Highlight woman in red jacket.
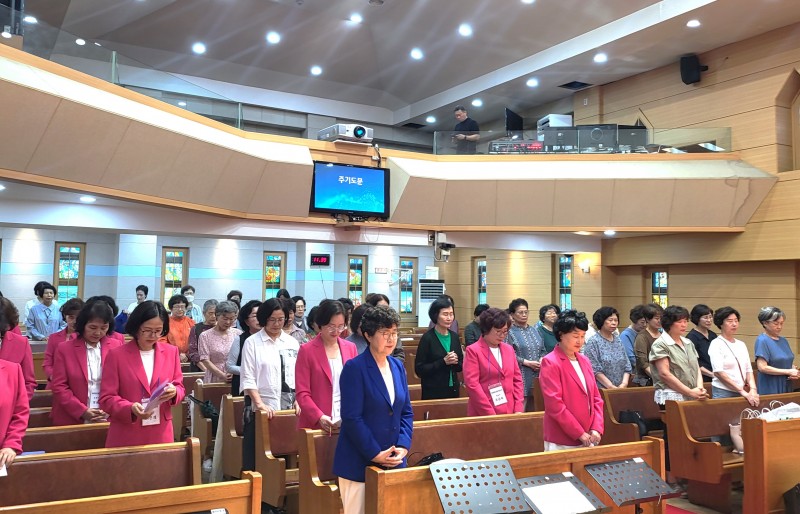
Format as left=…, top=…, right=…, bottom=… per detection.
left=539, top=310, right=604, bottom=451
left=463, top=307, right=524, bottom=416
left=0, top=360, right=29, bottom=469
left=0, top=298, right=36, bottom=401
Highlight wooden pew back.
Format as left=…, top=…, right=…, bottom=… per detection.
left=411, top=397, right=468, bottom=421
left=192, top=379, right=230, bottom=456
left=221, top=395, right=245, bottom=479
left=30, top=389, right=53, bottom=408
left=743, top=416, right=800, bottom=513
left=172, top=371, right=204, bottom=441
left=601, top=386, right=661, bottom=444
left=22, top=423, right=109, bottom=453
left=256, top=409, right=303, bottom=507
left=29, top=407, right=53, bottom=428
left=403, top=348, right=421, bottom=385
left=33, top=351, right=46, bottom=381
left=1, top=439, right=201, bottom=507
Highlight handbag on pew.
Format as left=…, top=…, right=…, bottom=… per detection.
left=729, top=408, right=759, bottom=454
left=187, top=394, right=220, bottom=434
left=785, top=483, right=800, bottom=513
left=411, top=452, right=444, bottom=467
left=618, top=410, right=648, bottom=439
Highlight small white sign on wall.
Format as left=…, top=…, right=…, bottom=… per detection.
left=374, top=267, right=388, bottom=274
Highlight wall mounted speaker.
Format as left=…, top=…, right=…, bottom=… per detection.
left=680, top=54, right=708, bottom=85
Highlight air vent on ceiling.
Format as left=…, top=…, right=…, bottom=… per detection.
left=559, top=81, right=593, bottom=91
left=402, top=122, right=425, bottom=129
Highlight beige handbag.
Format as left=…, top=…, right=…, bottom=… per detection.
left=729, top=408, right=759, bottom=454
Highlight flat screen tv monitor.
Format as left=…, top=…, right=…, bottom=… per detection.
left=505, top=107, right=524, bottom=138
left=310, top=161, right=390, bottom=219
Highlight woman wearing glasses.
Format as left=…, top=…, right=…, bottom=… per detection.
left=240, top=298, right=300, bottom=472
left=295, top=299, right=358, bottom=430
left=685, top=304, right=716, bottom=383
left=333, top=306, right=412, bottom=514
left=415, top=296, right=463, bottom=400
left=463, top=307, right=524, bottom=416
left=539, top=310, right=604, bottom=450
left=100, top=301, right=184, bottom=447
left=198, top=301, right=242, bottom=384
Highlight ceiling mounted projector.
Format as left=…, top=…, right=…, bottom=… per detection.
left=317, top=124, right=374, bottom=143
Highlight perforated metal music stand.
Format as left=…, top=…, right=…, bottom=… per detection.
left=585, top=458, right=680, bottom=506
left=517, top=473, right=608, bottom=514
left=429, top=459, right=532, bottom=514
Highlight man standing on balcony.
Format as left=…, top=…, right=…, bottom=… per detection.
left=452, top=105, right=480, bottom=155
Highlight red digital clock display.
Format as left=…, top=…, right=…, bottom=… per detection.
left=310, top=254, right=331, bottom=266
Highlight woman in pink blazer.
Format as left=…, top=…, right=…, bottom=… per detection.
left=51, top=301, right=122, bottom=426
left=295, top=300, right=358, bottom=431
left=463, top=308, right=524, bottom=416
left=539, top=310, right=604, bottom=450
left=0, top=360, right=29, bottom=469
left=100, top=301, right=184, bottom=447
left=0, top=298, right=37, bottom=400
left=43, top=298, right=84, bottom=386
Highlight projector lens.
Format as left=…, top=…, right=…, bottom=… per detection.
left=353, top=126, right=366, bottom=138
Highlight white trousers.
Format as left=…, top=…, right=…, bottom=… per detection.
left=339, top=477, right=366, bottom=514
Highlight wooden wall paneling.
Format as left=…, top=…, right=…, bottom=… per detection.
left=571, top=252, right=603, bottom=316
left=749, top=172, right=800, bottom=223
left=738, top=144, right=793, bottom=174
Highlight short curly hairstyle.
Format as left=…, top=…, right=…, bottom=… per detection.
left=553, top=310, right=589, bottom=342
left=661, top=305, right=689, bottom=333
left=713, top=306, right=740, bottom=329
left=75, top=301, right=115, bottom=337
left=360, top=306, right=401, bottom=338
left=478, top=307, right=511, bottom=336
left=592, top=306, right=619, bottom=331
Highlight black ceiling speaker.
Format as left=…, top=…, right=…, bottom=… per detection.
left=680, top=54, right=708, bottom=85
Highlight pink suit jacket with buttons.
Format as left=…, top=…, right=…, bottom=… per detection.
left=463, top=338, right=525, bottom=416
left=294, top=334, right=358, bottom=429
left=0, top=331, right=37, bottom=401
left=539, top=345, right=605, bottom=446
left=51, top=336, right=123, bottom=426
left=99, top=340, right=185, bottom=447
left=0, top=360, right=29, bottom=454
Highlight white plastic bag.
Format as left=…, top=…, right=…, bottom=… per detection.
left=761, top=402, right=800, bottom=422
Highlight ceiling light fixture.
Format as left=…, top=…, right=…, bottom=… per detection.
left=75, top=38, right=86, bottom=46
left=604, top=230, right=616, bottom=236
left=593, top=52, right=608, bottom=63
left=79, top=195, right=97, bottom=203
left=521, top=0, right=535, bottom=4
left=93, top=42, right=102, bottom=46
left=425, top=116, right=436, bottom=123
left=192, top=42, right=206, bottom=54
left=471, top=98, right=482, bottom=107
left=178, top=101, right=187, bottom=107
left=22, top=15, right=37, bottom=24
left=573, top=231, right=592, bottom=236
left=458, top=23, right=473, bottom=37
left=350, top=13, right=363, bottom=23
left=266, top=31, right=281, bottom=44
left=686, top=19, right=701, bottom=28
left=526, top=77, right=539, bottom=87
left=410, top=47, right=424, bottom=60
left=310, top=65, right=322, bottom=76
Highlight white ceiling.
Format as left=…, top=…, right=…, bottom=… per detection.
left=22, top=0, right=800, bottom=130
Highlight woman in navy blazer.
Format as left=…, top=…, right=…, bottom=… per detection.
left=333, top=306, right=413, bottom=514
left=539, top=310, right=604, bottom=450
left=463, top=307, right=524, bottom=416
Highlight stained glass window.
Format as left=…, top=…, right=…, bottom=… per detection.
left=348, top=256, right=367, bottom=305
left=476, top=259, right=487, bottom=305
left=264, top=252, right=285, bottom=299
left=162, top=248, right=187, bottom=303
left=399, top=258, right=416, bottom=314
left=651, top=271, right=668, bottom=307
left=559, top=255, right=573, bottom=310
left=55, top=243, right=84, bottom=301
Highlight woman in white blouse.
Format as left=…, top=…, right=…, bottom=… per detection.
left=708, top=306, right=759, bottom=406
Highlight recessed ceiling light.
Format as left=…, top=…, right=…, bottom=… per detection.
left=192, top=42, right=206, bottom=54
left=521, top=0, right=535, bottom=4
left=93, top=42, right=102, bottom=47
left=79, top=195, right=97, bottom=203
left=686, top=19, right=701, bottom=28
left=75, top=38, right=86, bottom=46
left=593, top=52, right=608, bottom=63
left=310, top=65, right=322, bottom=76
left=604, top=230, right=616, bottom=236
left=526, top=77, right=539, bottom=88
left=350, top=13, right=363, bottom=23
left=178, top=101, right=187, bottom=107
left=22, top=15, right=37, bottom=24
left=425, top=116, right=436, bottom=123
left=471, top=98, right=483, bottom=107
left=0, top=32, right=11, bottom=39
left=0, top=184, right=6, bottom=191
left=266, top=31, right=281, bottom=44
left=458, top=23, right=473, bottom=37
left=573, top=231, right=592, bottom=236
left=410, top=47, right=424, bottom=60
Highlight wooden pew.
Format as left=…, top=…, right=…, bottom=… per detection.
left=32, top=351, right=47, bottom=382
left=528, top=376, right=545, bottom=412
left=172, top=371, right=204, bottom=441
left=22, top=423, right=109, bottom=453
left=29, top=407, right=53, bottom=428
left=601, top=386, right=663, bottom=444
left=190, top=378, right=229, bottom=456
left=409, top=383, right=421, bottom=401
left=411, top=397, right=468, bottom=421
left=402, top=347, right=421, bottom=385
left=30, top=389, right=52, bottom=408
left=1, top=438, right=202, bottom=507
left=1, top=471, right=261, bottom=514
left=299, top=412, right=545, bottom=514
left=366, top=438, right=667, bottom=514
left=665, top=391, right=800, bottom=513
left=222, top=394, right=246, bottom=479
left=743, top=416, right=800, bottom=514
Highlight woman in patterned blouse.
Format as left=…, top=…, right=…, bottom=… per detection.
left=582, top=307, right=631, bottom=389
left=508, top=298, right=546, bottom=411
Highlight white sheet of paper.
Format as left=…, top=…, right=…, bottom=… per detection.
left=0, top=464, right=7, bottom=477
left=523, top=481, right=596, bottom=514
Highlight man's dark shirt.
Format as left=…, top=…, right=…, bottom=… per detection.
left=454, top=117, right=480, bottom=154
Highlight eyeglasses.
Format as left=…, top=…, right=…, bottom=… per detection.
left=139, top=328, right=162, bottom=337
left=700, top=315, right=713, bottom=320
left=324, top=324, right=346, bottom=333
left=515, top=310, right=529, bottom=316
left=172, top=305, right=186, bottom=311
left=376, top=330, right=399, bottom=340
left=492, top=328, right=509, bottom=336
left=267, top=317, right=286, bottom=325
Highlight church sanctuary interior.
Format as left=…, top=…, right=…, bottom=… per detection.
left=1, top=0, right=800, bottom=513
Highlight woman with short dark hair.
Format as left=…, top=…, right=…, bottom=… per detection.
left=464, top=304, right=489, bottom=347
left=754, top=306, right=798, bottom=394
left=415, top=297, right=463, bottom=399
left=165, top=294, right=195, bottom=362
left=686, top=304, right=716, bottom=382
left=228, top=300, right=261, bottom=396
left=709, top=306, right=758, bottom=405
left=463, top=307, right=524, bottom=416
left=43, top=298, right=84, bottom=385
left=52, top=301, right=122, bottom=426
left=539, top=310, right=603, bottom=450
left=292, top=295, right=309, bottom=332
left=507, top=298, right=545, bottom=409
left=633, top=303, right=663, bottom=386
left=537, top=304, right=561, bottom=352
left=100, top=301, right=184, bottom=447
left=583, top=306, right=630, bottom=389
left=188, top=299, right=217, bottom=372
left=345, top=304, right=370, bottom=355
